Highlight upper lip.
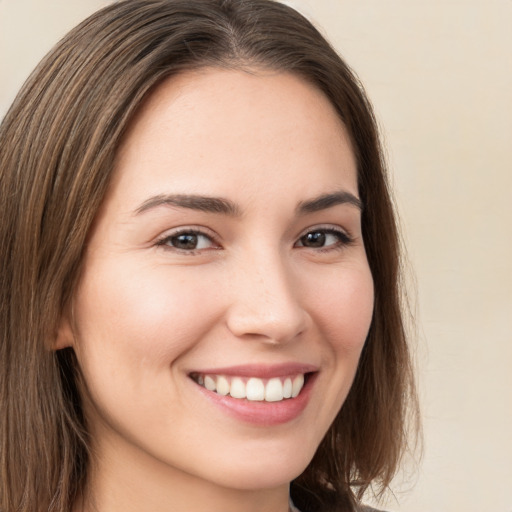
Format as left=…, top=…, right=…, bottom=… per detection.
left=188, top=363, right=319, bottom=379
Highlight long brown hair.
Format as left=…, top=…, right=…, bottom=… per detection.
left=0, top=1, right=418, bottom=511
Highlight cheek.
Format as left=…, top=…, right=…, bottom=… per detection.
left=71, top=260, right=222, bottom=376
left=299, top=262, right=374, bottom=428
left=308, top=264, right=374, bottom=356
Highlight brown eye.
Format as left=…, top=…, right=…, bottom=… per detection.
left=158, top=231, right=215, bottom=252
left=295, top=228, right=352, bottom=249
left=171, top=233, right=200, bottom=250
left=300, top=231, right=326, bottom=248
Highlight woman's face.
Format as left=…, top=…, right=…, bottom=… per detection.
left=65, top=69, right=374, bottom=493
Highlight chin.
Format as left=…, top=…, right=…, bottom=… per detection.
left=198, top=443, right=316, bottom=491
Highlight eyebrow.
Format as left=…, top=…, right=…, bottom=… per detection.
left=296, top=191, right=363, bottom=214
left=134, top=194, right=242, bottom=216
left=134, top=189, right=363, bottom=217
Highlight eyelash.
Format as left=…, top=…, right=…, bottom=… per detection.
left=155, top=226, right=354, bottom=254
left=295, top=226, right=354, bottom=252
left=155, top=228, right=219, bottom=254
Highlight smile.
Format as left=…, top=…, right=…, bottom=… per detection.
left=190, top=373, right=306, bottom=402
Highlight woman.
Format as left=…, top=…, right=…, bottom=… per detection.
left=0, top=1, right=418, bottom=511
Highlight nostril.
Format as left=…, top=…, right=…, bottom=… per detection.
left=225, top=301, right=309, bottom=344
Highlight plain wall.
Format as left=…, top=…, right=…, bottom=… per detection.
left=1, top=1, right=511, bottom=511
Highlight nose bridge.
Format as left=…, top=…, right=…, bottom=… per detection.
left=226, top=245, right=307, bottom=343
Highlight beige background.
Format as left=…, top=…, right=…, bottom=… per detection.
left=1, top=1, right=511, bottom=510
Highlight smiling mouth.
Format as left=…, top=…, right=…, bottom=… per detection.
left=189, top=373, right=309, bottom=402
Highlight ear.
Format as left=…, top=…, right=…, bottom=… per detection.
left=53, top=313, right=75, bottom=350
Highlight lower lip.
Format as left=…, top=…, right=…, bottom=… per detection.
left=192, top=374, right=317, bottom=426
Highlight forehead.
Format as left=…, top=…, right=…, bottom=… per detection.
left=111, top=67, right=358, bottom=206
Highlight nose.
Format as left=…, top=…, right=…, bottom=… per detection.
left=225, top=251, right=309, bottom=344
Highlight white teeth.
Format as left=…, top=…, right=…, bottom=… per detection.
left=291, top=374, right=304, bottom=398
left=204, top=375, right=216, bottom=391
left=195, top=373, right=307, bottom=402
left=265, top=378, right=283, bottom=402
left=216, top=376, right=230, bottom=396
left=283, top=378, right=292, bottom=399
left=230, top=377, right=246, bottom=399
left=246, top=378, right=265, bottom=401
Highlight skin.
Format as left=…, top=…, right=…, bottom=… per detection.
left=57, top=68, right=374, bottom=512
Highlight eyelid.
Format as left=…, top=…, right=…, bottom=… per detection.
left=155, top=226, right=221, bottom=252
left=294, top=224, right=354, bottom=248
left=152, top=224, right=354, bottom=254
